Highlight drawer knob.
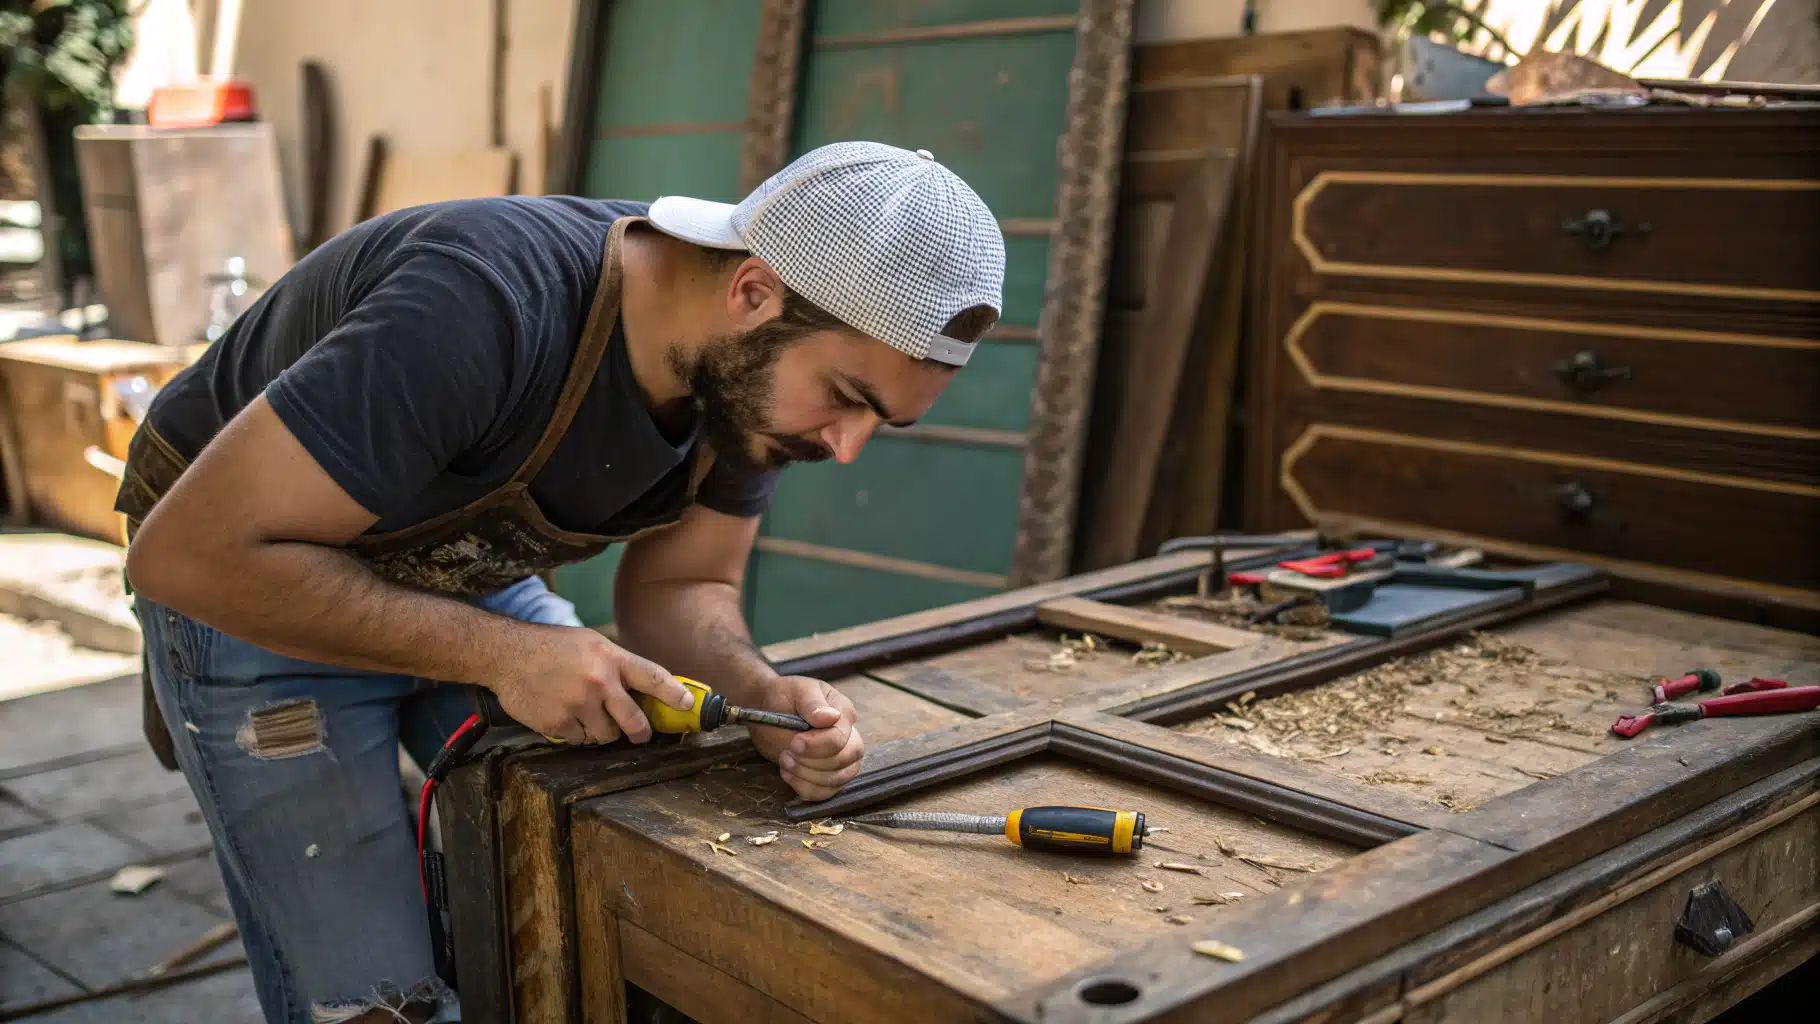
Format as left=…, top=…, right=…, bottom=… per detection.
left=1556, top=481, right=1598, bottom=521
left=1562, top=209, right=1652, bottom=249
left=1675, top=881, right=1755, bottom=957
left=1552, top=350, right=1634, bottom=396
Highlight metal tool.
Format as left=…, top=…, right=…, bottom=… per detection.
left=1155, top=533, right=1316, bottom=597
left=852, top=805, right=1150, bottom=856
left=1651, top=668, right=1721, bottom=705
left=472, top=675, right=811, bottom=736
left=1611, top=682, right=1816, bottom=739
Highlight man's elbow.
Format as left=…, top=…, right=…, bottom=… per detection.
left=124, top=519, right=200, bottom=614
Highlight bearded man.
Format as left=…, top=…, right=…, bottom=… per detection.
left=117, top=141, right=1004, bottom=1024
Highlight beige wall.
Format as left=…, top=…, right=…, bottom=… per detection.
left=229, top=0, right=574, bottom=237
left=136, top=0, right=1393, bottom=238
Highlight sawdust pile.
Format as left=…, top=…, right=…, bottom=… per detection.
left=1175, top=631, right=1612, bottom=759
left=1025, top=633, right=1191, bottom=673
left=1159, top=594, right=1329, bottom=642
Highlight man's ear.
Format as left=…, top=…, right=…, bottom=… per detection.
left=727, top=258, right=787, bottom=329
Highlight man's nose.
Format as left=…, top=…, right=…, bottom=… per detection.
left=821, top=415, right=878, bottom=464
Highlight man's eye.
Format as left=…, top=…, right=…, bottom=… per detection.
left=830, top=387, right=864, bottom=410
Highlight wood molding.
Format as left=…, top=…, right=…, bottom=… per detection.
left=739, top=0, right=808, bottom=194
left=1036, top=596, right=1261, bottom=655
left=1008, top=0, right=1136, bottom=586
left=812, top=14, right=1078, bottom=50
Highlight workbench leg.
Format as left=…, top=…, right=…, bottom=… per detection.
left=574, top=844, right=628, bottom=1024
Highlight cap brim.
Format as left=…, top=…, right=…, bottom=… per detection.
left=648, top=196, right=746, bottom=250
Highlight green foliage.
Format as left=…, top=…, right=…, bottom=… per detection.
left=1374, top=0, right=1516, bottom=59
left=0, top=0, right=136, bottom=118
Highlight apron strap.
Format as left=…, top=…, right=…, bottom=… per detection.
left=509, top=215, right=640, bottom=486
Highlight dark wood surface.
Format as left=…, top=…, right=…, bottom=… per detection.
left=1244, top=106, right=1820, bottom=625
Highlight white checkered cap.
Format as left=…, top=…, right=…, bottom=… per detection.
left=647, top=142, right=1005, bottom=367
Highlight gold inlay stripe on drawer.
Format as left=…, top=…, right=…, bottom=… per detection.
left=1290, top=171, right=1820, bottom=303
left=1282, top=301, right=1820, bottom=442
left=1279, top=424, right=1820, bottom=610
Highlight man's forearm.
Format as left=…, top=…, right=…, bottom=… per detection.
left=612, top=579, right=777, bottom=706
left=131, top=536, right=535, bottom=687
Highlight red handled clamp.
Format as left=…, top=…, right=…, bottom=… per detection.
left=1651, top=668, right=1721, bottom=704
left=1612, top=682, right=1814, bottom=739
left=1276, top=548, right=1379, bottom=579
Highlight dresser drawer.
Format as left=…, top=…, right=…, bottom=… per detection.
left=1279, top=424, right=1820, bottom=604
left=1285, top=302, right=1820, bottom=440
left=1402, top=792, right=1820, bottom=1024
left=1293, top=171, right=1820, bottom=304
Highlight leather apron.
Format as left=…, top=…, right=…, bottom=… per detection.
left=117, top=216, right=713, bottom=769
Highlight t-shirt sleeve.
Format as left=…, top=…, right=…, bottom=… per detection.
left=264, top=247, right=519, bottom=519
left=695, top=461, right=779, bottom=519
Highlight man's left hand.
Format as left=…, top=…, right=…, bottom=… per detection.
left=751, top=676, right=863, bottom=801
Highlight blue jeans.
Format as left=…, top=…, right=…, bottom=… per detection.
left=137, top=576, right=581, bottom=1024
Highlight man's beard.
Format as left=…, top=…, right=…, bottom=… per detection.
left=669, top=321, right=835, bottom=474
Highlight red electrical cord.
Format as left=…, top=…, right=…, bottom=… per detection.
left=417, top=713, right=484, bottom=898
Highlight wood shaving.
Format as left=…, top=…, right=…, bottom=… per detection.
left=1192, top=893, right=1239, bottom=906
left=721, top=810, right=740, bottom=817
left=1423, top=746, right=1445, bottom=756
left=1359, top=771, right=1431, bottom=785
left=1063, top=873, right=1091, bottom=885
left=1192, top=940, right=1245, bottom=962
left=1437, top=793, right=1476, bottom=812
left=1165, top=915, right=1193, bottom=925
left=1242, top=856, right=1318, bottom=873
left=1216, top=840, right=1236, bottom=857
left=1135, top=642, right=1189, bottom=666
left=1152, top=905, right=1170, bottom=913
left=1485, top=734, right=1510, bottom=744
left=1306, top=746, right=1351, bottom=760
left=808, top=821, right=845, bottom=836
left=802, top=839, right=829, bottom=849
left=716, top=832, right=731, bottom=843
left=706, top=841, right=738, bottom=856
left=1141, top=879, right=1163, bottom=893
left=1159, top=594, right=1327, bottom=641
left=1516, top=767, right=1557, bottom=780
left=1156, top=862, right=1204, bottom=874
left=748, top=832, right=779, bottom=846
left=1217, top=716, right=1256, bottom=731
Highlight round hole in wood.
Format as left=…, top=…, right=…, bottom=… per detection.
left=1076, top=977, right=1142, bottom=1006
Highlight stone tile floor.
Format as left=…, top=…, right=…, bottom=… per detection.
left=0, top=675, right=261, bottom=1021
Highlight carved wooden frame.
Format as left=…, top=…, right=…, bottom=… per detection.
left=440, top=540, right=1307, bottom=1021
left=443, top=536, right=1663, bottom=1022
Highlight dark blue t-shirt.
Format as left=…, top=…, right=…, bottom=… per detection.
left=142, top=196, right=777, bottom=534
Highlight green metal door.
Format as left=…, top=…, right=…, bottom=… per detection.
left=744, top=1, right=1082, bottom=644
left=553, top=1, right=1117, bottom=645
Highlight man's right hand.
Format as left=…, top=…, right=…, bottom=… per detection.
left=490, top=627, right=695, bottom=744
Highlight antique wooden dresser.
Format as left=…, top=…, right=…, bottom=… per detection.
left=1242, top=106, right=1820, bottom=633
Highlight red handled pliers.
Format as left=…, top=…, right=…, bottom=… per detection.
left=1611, top=680, right=1813, bottom=739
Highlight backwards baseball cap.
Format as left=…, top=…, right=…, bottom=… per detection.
left=647, top=141, right=1005, bottom=367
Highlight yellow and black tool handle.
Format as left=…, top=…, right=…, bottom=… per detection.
left=1006, top=805, right=1146, bottom=855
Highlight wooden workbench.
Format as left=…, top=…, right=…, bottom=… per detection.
left=439, top=544, right=1820, bottom=1023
